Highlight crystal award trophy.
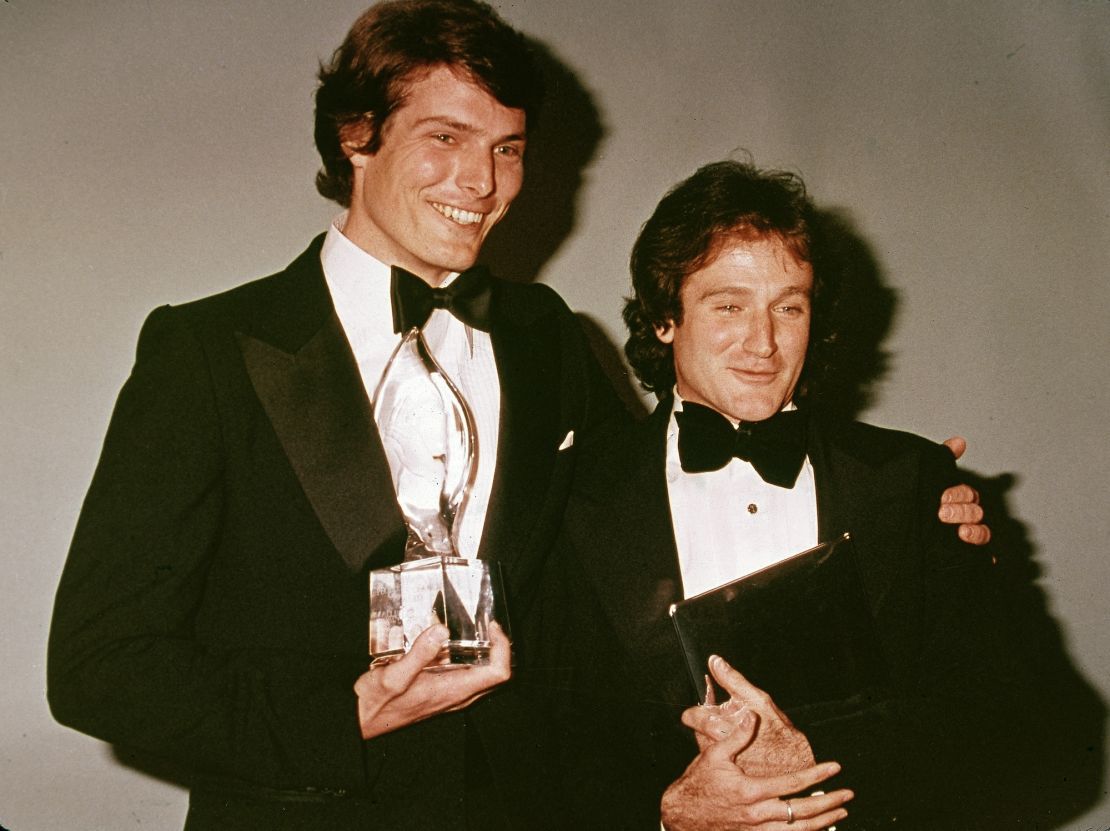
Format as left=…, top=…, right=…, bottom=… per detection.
left=368, top=327, right=507, bottom=665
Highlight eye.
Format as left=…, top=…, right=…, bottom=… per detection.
left=775, top=300, right=809, bottom=316
left=494, top=144, right=522, bottom=158
left=432, top=133, right=455, bottom=144
left=717, top=304, right=741, bottom=314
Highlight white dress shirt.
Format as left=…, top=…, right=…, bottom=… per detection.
left=665, top=394, right=818, bottom=599
left=320, top=215, right=501, bottom=559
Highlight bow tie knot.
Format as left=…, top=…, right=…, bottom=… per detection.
left=675, top=401, right=807, bottom=488
left=390, top=265, right=493, bottom=333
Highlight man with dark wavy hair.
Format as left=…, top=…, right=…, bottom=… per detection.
left=47, top=2, right=622, bottom=829
left=624, top=163, right=840, bottom=410
left=545, top=160, right=1024, bottom=830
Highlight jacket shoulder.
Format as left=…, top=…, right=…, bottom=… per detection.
left=161, top=235, right=326, bottom=329
left=820, top=416, right=950, bottom=467
left=491, top=277, right=575, bottom=325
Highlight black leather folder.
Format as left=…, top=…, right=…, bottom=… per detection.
left=669, top=533, right=887, bottom=709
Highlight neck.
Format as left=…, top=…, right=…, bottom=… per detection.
left=337, top=215, right=451, bottom=286
left=673, top=390, right=797, bottom=426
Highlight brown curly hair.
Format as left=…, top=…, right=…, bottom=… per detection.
left=624, top=159, right=843, bottom=408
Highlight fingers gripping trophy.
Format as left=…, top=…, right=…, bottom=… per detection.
left=368, top=325, right=506, bottom=666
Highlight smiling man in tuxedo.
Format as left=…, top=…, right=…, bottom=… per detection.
left=544, top=160, right=1024, bottom=830
left=46, top=2, right=626, bottom=829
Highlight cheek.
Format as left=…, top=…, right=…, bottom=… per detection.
left=783, top=328, right=810, bottom=371
left=705, top=321, right=739, bottom=354
left=408, top=152, right=446, bottom=189
left=677, top=326, right=730, bottom=380
left=498, top=163, right=524, bottom=202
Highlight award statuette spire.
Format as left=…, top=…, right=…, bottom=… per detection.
left=367, top=325, right=506, bottom=665
left=372, top=327, right=478, bottom=559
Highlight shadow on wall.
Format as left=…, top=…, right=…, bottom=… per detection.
left=968, top=470, right=1107, bottom=828
left=813, top=206, right=1105, bottom=828
left=800, top=207, right=898, bottom=420
left=481, top=37, right=605, bottom=285
left=804, top=205, right=1105, bottom=828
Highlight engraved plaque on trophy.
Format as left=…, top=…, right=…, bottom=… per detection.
left=368, top=327, right=508, bottom=665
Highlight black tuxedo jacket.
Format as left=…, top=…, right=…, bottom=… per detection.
left=47, top=236, right=625, bottom=830
left=541, top=402, right=1033, bottom=830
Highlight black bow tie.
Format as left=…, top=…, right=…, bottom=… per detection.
left=675, top=401, right=807, bottom=488
left=390, top=265, right=494, bottom=333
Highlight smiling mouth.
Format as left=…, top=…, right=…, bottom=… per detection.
left=731, top=368, right=778, bottom=384
left=431, top=202, right=485, bottom=226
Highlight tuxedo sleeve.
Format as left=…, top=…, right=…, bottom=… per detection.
left=802, top=443, right=1033, bottom=829
left=47, top=306, right=371, bottom=792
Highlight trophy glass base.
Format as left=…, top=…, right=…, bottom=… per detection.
left=446, top=640, right=492, bottom=665
left=369, top=555, right=508, bottom=666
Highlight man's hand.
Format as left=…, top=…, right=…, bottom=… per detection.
left=354, top=622, right=511, bottom=739
left=684, top=656, right=814, bottom=779
left=661, top=708, right=852, bottom=831
left=940, top=436, right=990, bottom=545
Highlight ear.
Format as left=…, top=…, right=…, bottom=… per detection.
left=654, top=321, right=675, bottom=344
left=340, top=116, right=377, bottom=165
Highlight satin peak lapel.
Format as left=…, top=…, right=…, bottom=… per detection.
left=237, top=248, right=404, bottom=572
left=808, top=417, right=909, bottom=616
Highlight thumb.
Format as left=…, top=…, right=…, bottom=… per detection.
left=705, top=708, right=758, bottom=763
left=942, top=436, right=967, bottom=460
left=381, top=624, right=449, bottom=692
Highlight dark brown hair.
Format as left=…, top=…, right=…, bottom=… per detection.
left=624, top=159, right=839, bottom=405
left=314, top=0, right=543, bottom=206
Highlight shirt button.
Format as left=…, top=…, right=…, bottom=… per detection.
left=747, top=503, right=758, bottom=514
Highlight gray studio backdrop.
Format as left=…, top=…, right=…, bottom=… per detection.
left=3, top=1, right=1107, bottom=828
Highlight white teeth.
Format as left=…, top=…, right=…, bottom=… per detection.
left=433, top=203, right=484, bottom=225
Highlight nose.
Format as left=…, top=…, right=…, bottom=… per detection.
left=456, top=147, right=495, bottom=198
left=743, top=310, right=776, bottom=358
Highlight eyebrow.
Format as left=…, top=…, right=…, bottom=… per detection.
left=412, top=116, right=526, bottom=144
left=698, top=286, right=752, bottom=302
left=696, top=285, right=812, bottom=302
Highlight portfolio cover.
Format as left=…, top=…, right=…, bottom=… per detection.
left=669, top=533, right=886, bottom=708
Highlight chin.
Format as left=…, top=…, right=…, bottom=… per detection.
left=437, top=247, right=481, bottom=273
left=726, top=399, right=784, bottom=423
